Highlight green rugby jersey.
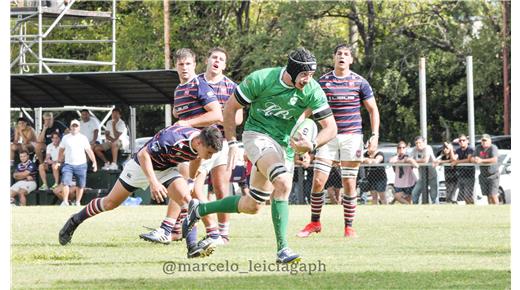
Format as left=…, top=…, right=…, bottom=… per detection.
left=235, top=67, right=331, bottom=160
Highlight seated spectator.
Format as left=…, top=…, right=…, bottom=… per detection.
left=52, top=181, right=80, bottom=205
left=472, top=134, right=500, bottom=205
left=34, top=112, right=68, bottom=164
left=389, top=141, right=418, bottom=204
left=57, top=119, right=98, bottom=206
left=38, top=132, right=61, bottom=190
left=94, top=108, right=129, bottom=170
left=362, top=147, right=388, bottom=205
left=79, top=109, right=101, bottom=148
left=435, top=142, right=458, bottom=203
left=10, top=150, right=37, bottom=206
left=11, top=117, right=37, bottom=166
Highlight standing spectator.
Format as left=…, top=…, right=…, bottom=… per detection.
left=389, top=141, right=418, bottom=204
left=472, top=134, right=500, bottom=205
left=411, top=136, right=438, bottom=204
left=94, top=108, right=129, bottom=170
left=435, top=142, right=458, bottom=203
left=34, top=112, right=68, bottom=164
left=451, top=134, right=475, bottom=204
left=10, top=117, right=37, bottom=165
left=38, top=132, right=61, bottom=190
left=10, top=150, right=37, bottom=206
left=79, top=109, right=100, bottom=149
left=324, top=165, right=342, bottom=204
left=58, top=119, right=98, bottom=206
left=362, top=147, right=388, bottom=205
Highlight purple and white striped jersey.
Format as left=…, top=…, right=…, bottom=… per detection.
left=133, top=125, right=200, bottom=171
left=318, top=71, right=374, bottom=135
left=173, top=76, right=218, bottom=126
left=197, top=73, right=237, bottom=134
left=15, top=160, right=37, bottom=179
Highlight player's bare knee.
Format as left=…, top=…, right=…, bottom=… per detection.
left=272, top=175, right=292, bottom=195
left=102, top=197, right=119, bottom=211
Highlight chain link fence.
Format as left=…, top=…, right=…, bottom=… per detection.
left=288, top=161, right=510, bottom=205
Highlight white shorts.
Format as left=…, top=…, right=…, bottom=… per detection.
left=242, top=131, right=294, bottom=174
left=315, top=133, right=364, bottom=162
left=119, top=159, right=181, bottom=190
left=199, top=141, right=229, bottom=174
left=11, top=180, right=37, bottom=193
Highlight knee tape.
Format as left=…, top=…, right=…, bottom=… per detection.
left=313, top=160, right=332, bottom=175
left=249, top=186, right=271, bottom=203
left=341, top=166, right=359, bottom=179
left=267, top=162, right=288, bottom=183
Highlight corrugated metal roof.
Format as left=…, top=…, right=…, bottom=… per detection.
left=11, top=70, right=179, bottom=108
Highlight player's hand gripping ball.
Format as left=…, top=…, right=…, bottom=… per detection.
left=290, top=119, right=318, bottom=154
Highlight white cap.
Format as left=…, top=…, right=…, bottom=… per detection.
left=70, top=119, right=80, bottom=127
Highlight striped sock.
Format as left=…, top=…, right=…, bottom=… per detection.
left=172, top=208, right=188, bottom=235
left=218, top=222, right=230, bottom=240
left=160, top=217, right=176, bottom=236
left=342, top=195, right=357, bottom=227
left=206, top=225, right=220, bottom=239
left=310, top=191, right=325, bottom=222
left=73, top=198, right=106, bottom=224
left=186, top=225, right=198, bottom=248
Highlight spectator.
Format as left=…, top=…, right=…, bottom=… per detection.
left=389, top=141, right=418, bottom=204
left=10, top=150, right=37, bottom=206
left=38, top=132, right=61, bottom=190
left=292, top=153, right=312, bottom=204
left=52, top=181, right=81, bottom=205
left=325, top=165, right=342, bottom=204
left=435, top=142, right=458, bottom=203
left=411, top=136, right=438, bottom=204
left=34, top=112, right=68, bottom=164
left=472, top=134, right=500, bottom=205
left=451, top=134, right=475, bottom=204
left=57, top=119, right=98, bottom=206
left=79, top=109, right=100, bottom=148
left=94, top=108, right=129, bottom=170
left=10, top=117, right=36, bottom=165
left=362, top=147, right=388, bottom=205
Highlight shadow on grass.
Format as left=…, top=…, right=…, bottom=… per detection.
left=41, top=270, right=510, bottom=289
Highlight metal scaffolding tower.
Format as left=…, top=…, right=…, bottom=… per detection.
left=10, top=0, right=116, bottom=74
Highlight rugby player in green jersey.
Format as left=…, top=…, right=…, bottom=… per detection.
left=183, top=47, right=337, bottom=263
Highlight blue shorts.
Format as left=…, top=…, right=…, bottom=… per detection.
left=61, top=163, right=87, bottom=188
left=394, top=186, right=413, bottom=196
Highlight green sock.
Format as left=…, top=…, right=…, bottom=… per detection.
left=198, top=195, right=241, bottom=216
left=271, top=199, right=289, bottom=251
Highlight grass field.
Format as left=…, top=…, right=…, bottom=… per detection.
left=12, top=205, right=510, bottom=289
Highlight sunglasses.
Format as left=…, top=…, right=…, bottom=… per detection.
left=397, top=147, right=406, bottom=149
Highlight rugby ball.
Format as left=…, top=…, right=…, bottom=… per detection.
left=290, top=118, right=318, bottom=144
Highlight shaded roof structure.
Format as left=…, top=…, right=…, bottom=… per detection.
left=11, top=70, right=179, bottom=108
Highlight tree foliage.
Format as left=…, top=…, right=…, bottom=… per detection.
left=10, top=0, right=509, bottom=142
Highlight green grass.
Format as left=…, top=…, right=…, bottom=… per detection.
left=12, top=205, right=510, bottom=289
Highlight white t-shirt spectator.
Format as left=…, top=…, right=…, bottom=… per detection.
left=46, top=143, right=60, bottom=161
left=59, top=133, right=90, bottom=165
left=106, top=119, right=129, bottom=148
left=411, top=145, right=435, bottom=162
left=80, top=117, right=100, bottom=143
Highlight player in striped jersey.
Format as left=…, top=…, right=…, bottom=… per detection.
left=297, top=43, right=380, bottom=238
left=141, top=48, right=241, bottom=246
left=58, top=125, right=223, bottom=258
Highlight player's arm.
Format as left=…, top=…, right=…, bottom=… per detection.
left=363, top=97, right=380, bottom=150
left=315, top=114, right=337, bottom=149
left=223, top=94, right=245, bottom=170
left=137, top=147, right=168, bottom=202
left=177, top=101, right=223, bottom=127
left=188, top=158, right=202, bottom=179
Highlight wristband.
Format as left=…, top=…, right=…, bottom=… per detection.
left=228, top=140, right=239, bottom=148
